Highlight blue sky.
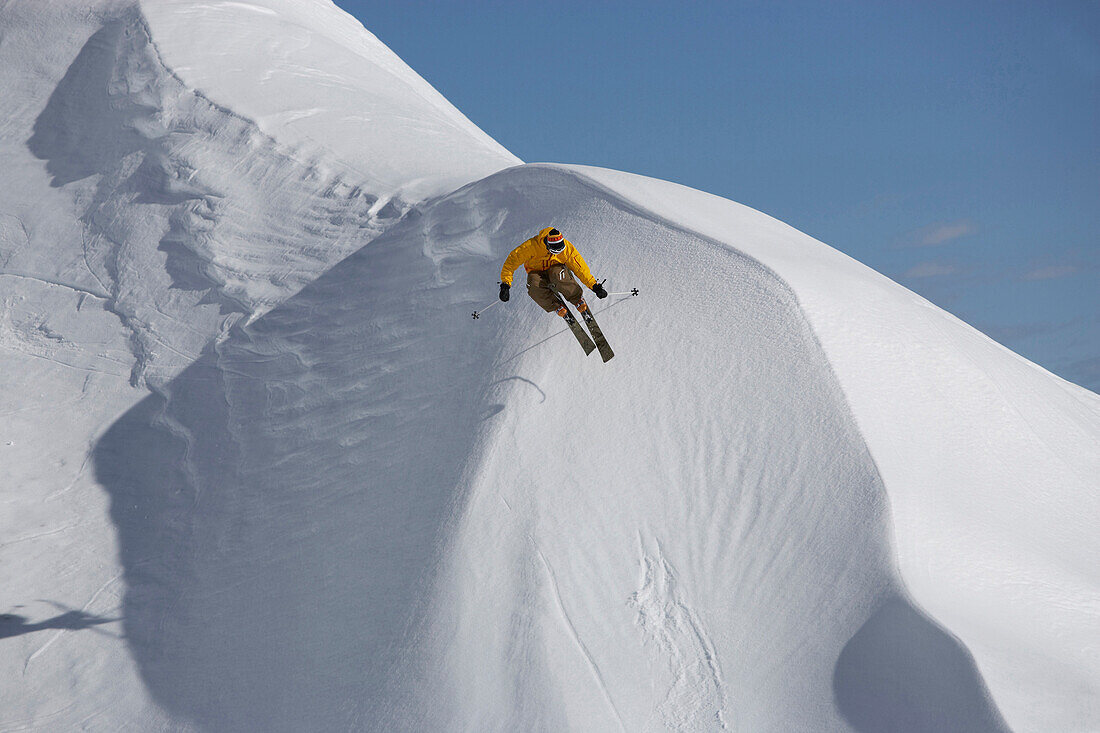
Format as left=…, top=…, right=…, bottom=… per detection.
left=341, top=1, right=1099, bottom=390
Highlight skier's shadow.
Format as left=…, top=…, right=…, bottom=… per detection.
left=0, top=607, right=119, bottom=640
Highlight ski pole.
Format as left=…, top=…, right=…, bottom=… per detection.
left=596, top=278, right=639, bottom=297
left=471, top=299, right=499, bottom=320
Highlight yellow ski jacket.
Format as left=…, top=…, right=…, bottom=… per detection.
left=500, top=227, right=597, bottom=289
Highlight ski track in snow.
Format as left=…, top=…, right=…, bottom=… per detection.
left=536, top=549, right=628, bottom=733
left=22, top=571, right=123, bottom=675
left=0, top=272, right=109, bottom=301
left=629, top=533, right=730, bottom=731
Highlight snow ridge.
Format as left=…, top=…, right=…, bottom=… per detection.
left=24, top=8, right=398, bottom=386
left=139, top=0, right=520, bottom=201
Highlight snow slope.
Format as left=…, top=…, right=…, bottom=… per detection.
left=92, top=163, right=899, bottom=731
left=570, top=166, right=1100, bottom=730
left=0, top=0, right=513, bottom=727
left=141, top=0, right=519, bottom=201
left=2, top=1, right=1098, bottom=732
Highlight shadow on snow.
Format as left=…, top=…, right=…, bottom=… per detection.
left=88, top=163, right=1011, bottom=731
left=834, top=596, right=1010, bottom=733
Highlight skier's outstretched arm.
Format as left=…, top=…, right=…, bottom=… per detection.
left=499, top=243, right=530, bottom=302
left=500, top=243, right=528, bottom=288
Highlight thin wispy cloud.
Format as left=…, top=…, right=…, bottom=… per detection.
left=903, top=262, right=963, bottom=278
left=899, top=220, right=976, bottom=248
left=1022, top=264, right=1080, bottom=281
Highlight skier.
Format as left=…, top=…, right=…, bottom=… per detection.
left=498, top=227, right=608, bottom=316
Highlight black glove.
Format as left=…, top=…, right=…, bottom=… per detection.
left=499, top=283, right=510, bottom=302
left=593, top=282, right=608, bottom=299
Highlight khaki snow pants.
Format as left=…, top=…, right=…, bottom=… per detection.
left=527, top=265, right=583, bottom=312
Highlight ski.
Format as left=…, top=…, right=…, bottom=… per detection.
left=579, top=307, right=614, bottom=362
left=555, top=296, right=597, bottom=356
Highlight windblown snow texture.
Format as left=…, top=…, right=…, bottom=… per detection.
left=21, top=9, right=393, bottom=387
left=93, top=164, right=1009, bottom=732
left=2, top=1, right=1097, bottom=732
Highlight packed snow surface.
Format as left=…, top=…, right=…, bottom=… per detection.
left=2, top=1, right=1097, bottom=731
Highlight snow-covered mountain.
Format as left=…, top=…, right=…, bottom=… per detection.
left=2, top=1, right=1097, bottom=732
